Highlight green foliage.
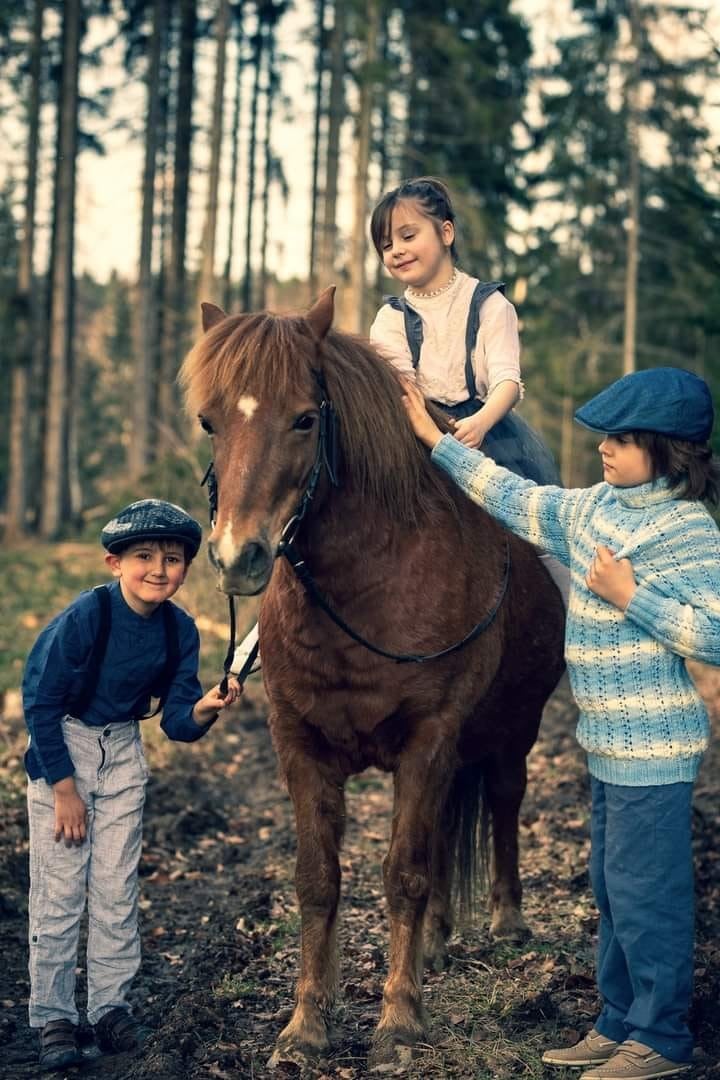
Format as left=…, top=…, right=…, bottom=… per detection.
left=392, top=0, right=532, bottom=273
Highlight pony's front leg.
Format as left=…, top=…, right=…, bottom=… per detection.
left=269, top=753, right=345, bottom=1068
left=371, top=739, right=454, bottom=1067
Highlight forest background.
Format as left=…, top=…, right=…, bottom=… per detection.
left=1, top=0, right=719, bottom=550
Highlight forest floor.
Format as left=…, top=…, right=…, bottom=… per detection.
left=1, top=548, right=719, bottom=1080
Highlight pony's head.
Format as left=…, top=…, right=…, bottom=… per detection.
left=180, top=287, right=450, bottom=596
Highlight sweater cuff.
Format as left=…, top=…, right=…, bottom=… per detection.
left=624, top=582, right=666, bottom=633
left=431, top=433, right=489, bottom=472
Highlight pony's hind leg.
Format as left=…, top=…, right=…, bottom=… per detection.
left=268, top=752, right=346, bottom=1067
left=371, top=736, right=456, bottom=1067
left=423, top=808, right=454, bottom=972
left=484, top=748, right=532, bottom=941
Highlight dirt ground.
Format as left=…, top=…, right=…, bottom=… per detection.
left=1, top=675, right=718, bottom=1080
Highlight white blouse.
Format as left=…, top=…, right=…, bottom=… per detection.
left=369, top=269, right=523, bottom=406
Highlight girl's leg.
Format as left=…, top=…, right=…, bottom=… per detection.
left=589, top=776, right=633, bottom=1044
left=603, top=781, right=694, bottom=1063
left=85, top=723, right=147, bottom=1026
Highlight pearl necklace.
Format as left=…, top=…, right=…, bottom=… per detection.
left=407, top=267, right=458, bottom=300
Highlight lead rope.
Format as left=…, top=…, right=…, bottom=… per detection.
left=218, top=596, right=236, bottom=696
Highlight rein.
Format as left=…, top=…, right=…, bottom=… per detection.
left=202, top=371, right=510, bottom=677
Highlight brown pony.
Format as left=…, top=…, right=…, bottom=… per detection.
left=180, top=288, right=566, bottom=1068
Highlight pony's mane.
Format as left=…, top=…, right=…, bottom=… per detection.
left=180, top=310, right=455, bottom=525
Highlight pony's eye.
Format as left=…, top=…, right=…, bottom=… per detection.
left=293, top=413, right=316, bottom=432
left=199, top=415, right=214, bottom=435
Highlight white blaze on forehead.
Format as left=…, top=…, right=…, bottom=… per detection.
left=236, top=395, right=259, bottom=420
left=216, top=517, right=241, bottom=568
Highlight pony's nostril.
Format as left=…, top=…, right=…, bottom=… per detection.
left=238, top=541, right=271, bottom=580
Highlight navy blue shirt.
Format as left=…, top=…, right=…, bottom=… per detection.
left=23, top=581, right=213, bottom=784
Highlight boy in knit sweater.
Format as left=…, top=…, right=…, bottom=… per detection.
left=23, top=500, right=241, bottom=1072
left=402, top=367, right=720, bottom=1080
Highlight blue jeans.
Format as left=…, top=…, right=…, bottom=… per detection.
left=27, top=716, right=148, bottom=1028
left=590, top=777, right=694, bottom=1063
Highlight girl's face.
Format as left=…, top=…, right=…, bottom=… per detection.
left=598, top=433, right=653, bottom=488
left=380, top=199, right=454, bottom=292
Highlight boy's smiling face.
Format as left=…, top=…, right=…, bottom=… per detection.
left=105, top=540, right=188, bottom=616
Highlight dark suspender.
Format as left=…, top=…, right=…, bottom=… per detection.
left=384, top=280, right=505, bottom=400
left=69, top=585, right=180, bottom=721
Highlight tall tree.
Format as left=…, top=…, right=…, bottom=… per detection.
left=345, top=0, right=380, bottom=331
left=316, top=0, right=346, bottom=288
left=197, top=0, right=231, bottom=317
left=222, top=6, right=245, bottom=311
left=308, top=0, right=326, bottom=298
left=6, top=0, right=44, bottom=540
left=397, top=0, right=531, bottom=273
left=241, top=5, right=266, bottom=311
left=131, top=0, right=169, bottom=480
left=523, top=0, right=718, bottom=484
left=40, top=0, right=82, bottom=538
left=158, top=0, right=197, bottom=450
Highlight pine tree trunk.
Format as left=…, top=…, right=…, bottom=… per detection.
left=623, top=0, right=641, bottom=376
left=6, top=0, right=44, bottom=541
left=308, top=0, right=326, bottom=298
left=131, top=0, right=168, bottom=480
left=158, top=0, right=197, bottom=450
left=346, top=0, right=379, bottom=332
left=317, top=0, right=346, bottom=289
left=198, top=0, right=231, bottom=318
left=258, top=32, right=277, bottom=309
left=223, top=11, right=244, bottom=312
left=242, top=17, right=265, bottom=311
left=40, top=0, right=81, bottom=538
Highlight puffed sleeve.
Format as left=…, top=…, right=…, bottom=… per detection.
left=475, top=291, right=523, bottom=398
left=369, top=303, right=415, bottom=379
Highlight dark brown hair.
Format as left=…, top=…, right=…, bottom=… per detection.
left=370, top=176, right=458, bottom=261
left=632, top=431, right=720, bottom=504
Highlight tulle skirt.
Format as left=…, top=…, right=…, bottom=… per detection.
left=434, top=398, right=561, bottom=486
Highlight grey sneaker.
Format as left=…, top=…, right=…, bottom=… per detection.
left=543, top=1028, right=620, bottom=1067
left=580, top=1041, right=692, bottom=1079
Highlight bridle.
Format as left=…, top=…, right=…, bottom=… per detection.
left=202, top=370, right=510, bottom=691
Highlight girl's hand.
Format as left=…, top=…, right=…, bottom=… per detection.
left=453, top=413, right=488, bottom=449
left=53, top=777, right=87, bottom=847
left=402, top=380, right=443, bottom=449
left=193, top=679, right=242, bottom=726
left=585, top=545, right=637, bottom=610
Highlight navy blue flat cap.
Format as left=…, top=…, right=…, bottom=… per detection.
left=575, top=367, right=714, bottom=443
left=101, top=499, right=202, bottom=557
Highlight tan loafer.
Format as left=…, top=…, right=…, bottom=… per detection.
left=580, top=1040, right=692, bottom=1080
left=542, top=1028, right=621, bottom=1067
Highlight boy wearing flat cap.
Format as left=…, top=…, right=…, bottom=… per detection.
left=22, top=499, right=240, bottom=1072
left=403, top=367, right=720, bottom=1080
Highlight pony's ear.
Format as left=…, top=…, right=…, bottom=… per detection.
left=306, top=285, right=336, bottom=341
left=201, top=302, right=228, bottom=332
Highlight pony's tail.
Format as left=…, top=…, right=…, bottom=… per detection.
left=445, top=762, right=490, bottom=925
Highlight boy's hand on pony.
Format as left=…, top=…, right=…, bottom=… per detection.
left=586, top=545, right=637, bottom=611
left=402, top=379, right=443, bottom=449
left=52, top=777, right=88, bottom=847
left=193, top=677, right=242, bottom=726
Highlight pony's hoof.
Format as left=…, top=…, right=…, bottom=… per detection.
left=268, top=1040, right=323, bottom=1070
left=490, top=912, right=531, bottom=943
left=369, top=1032, right=420, bottom=1072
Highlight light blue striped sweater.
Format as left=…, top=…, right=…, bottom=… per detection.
left=433, top=434, right=720, bottom=786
